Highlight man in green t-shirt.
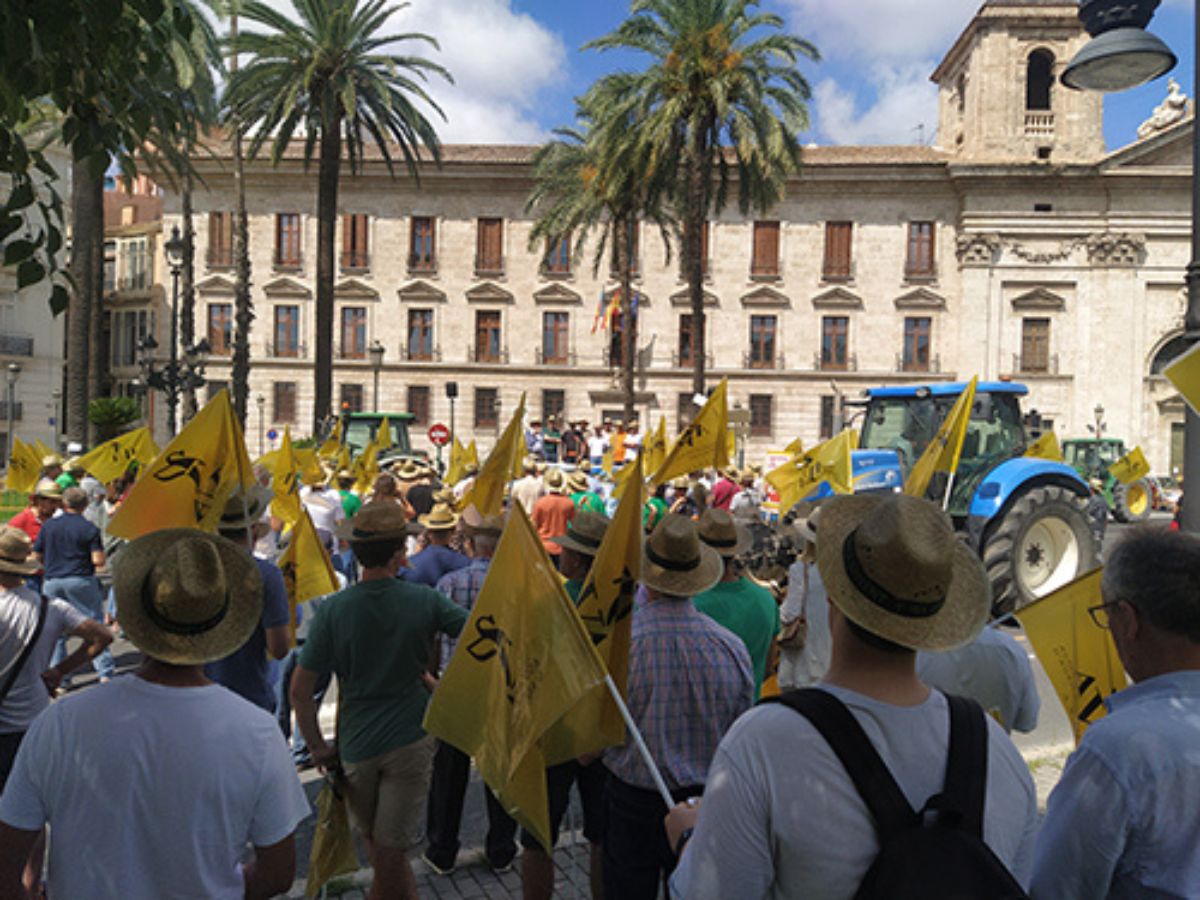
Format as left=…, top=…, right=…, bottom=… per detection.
left=335, top=469, right=362, bottom=519
left=291, top=503, right=466, bottom=899
left=694, top=508, right=780, bottom=698
left=568, top=470, right=605, bottom=516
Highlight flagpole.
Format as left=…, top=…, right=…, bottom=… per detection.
left=941, top=471, right=957, bottom=512
left=603, top=674, right=675, bottom=809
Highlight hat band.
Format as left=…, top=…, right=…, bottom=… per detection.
left=702, top=534, right=738, bottom=549
left=646, top=545, right=700, bottom=572
left=841, top=531, right=945, bottom=619
left=351, top=527, right=401, bottom=540
left=141, top=585, right=231, bottom=637
left=565, top=529, right=601, bottom=549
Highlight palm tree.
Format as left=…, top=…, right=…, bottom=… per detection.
left=587, top=0, right=818, bottom=395
left=225, top=0, right=450, bottom=435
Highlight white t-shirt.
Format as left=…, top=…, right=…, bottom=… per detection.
left=0, top=676, right=311, bottom=900
left=0, top=587, right=84, bottom=733
left=587, top=435, right=608, bottom=457
left=300, top=485, right=345, bottom=536
left=670, top=685, right=1038, bottom=900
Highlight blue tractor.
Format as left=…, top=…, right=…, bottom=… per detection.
left=844, top=381, right=1099, bottom=615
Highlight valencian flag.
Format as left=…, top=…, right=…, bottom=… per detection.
left=1015, top=569, right=1127, bottom=743
left=1024, top=430, right=1064, bottom=462
left=766, top=429, right=855, bottom=514
left=463, top=394, right=527, bottom=516
left=277, top=509, right=339, bottom=647
left=1109, top=445, right=1150, bottom=486
left=107, top=390, right=256, bottom=539
left=75, top=427, right=160, bottom=485
left=544, top=456, right=643, bottom=764
left=649, top=379, right=730, bottom=485
left=268, top=427, right=303, bottom=526
left=904, top=376, right=978, bottom=498
left=318, top=418, right=342, bottom=460
left=423, top=503, right=608, bottom=851
left=1164, top=338, right=1200, bottom=415
left=5, top=439, right=41, bottom=493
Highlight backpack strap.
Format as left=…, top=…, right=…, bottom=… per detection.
left=765, top=688, right=915, bottom=841
left=933, top=694, right=988, bottom=837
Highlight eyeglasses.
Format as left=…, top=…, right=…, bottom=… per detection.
left=1087, top=602, right=1122, bottom=630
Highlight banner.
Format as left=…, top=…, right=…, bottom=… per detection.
left=1108, top=445, right=1149, bottom=486
left=463, top=394, right=527, bottom=516
left=766, top=429, right=854, bottom=513
left=905, top=376, right=978, bottom=498
left=74, top=427, right=160, bottom=486
left=1024, top=431, right=1064, bottom=462
left=277, top=509, right=339, bottom=647
left=649, top=379, right=730, bottom=485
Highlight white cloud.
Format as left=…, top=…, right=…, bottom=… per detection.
left=812, top=63, right=940, bottom=145
left=784, top=0, right=981, bottom=64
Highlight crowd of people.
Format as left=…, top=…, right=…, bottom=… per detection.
left=0, top=440, right=1197, bottom=899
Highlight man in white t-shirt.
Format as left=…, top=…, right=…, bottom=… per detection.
left=0, top=528, right=310, bottom=900
left=666, top=494, right=1038, bottom=898
left=587, top=425, right=609, bottom=468
left=300, top=475, right=346, bottom=544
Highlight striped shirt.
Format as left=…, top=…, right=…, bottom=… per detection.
left=605, top=598, right=754, bottom=791
left=434, top=558, right=490, bottom=672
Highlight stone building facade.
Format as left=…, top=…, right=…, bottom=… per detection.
left=138, top=0, right=1192, bottom=470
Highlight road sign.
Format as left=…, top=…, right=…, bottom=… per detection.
left=267, top=428, right=279, bottom=441
left=428, top=423, right=451, bottom=446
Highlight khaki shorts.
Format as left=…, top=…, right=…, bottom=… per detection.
left=343, top=734, right=437, bottom=848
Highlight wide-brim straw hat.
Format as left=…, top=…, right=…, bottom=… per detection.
left=815, top=494, right=989, bottom=652
left=419, top=503, right=460, bottom=531
left=40, top=454, right=63, bottom=469
left=641, top=514, right=723, bottom=597
left=218, top=484, right=274, bottom=532
left=0, top=527, right=39, bottom=575
left=393, top=460, right=426, bottom=482
left=33, top=479, right=62, bottom=500
left=552, top=509, right=610, bottom=557
left=545, top=468, right=567, bottom=494
left=567, top=471, right=590, bottom=494
left=114, top=529, right=263, bottom=665
left=697, top=508, right=752, bottom=558
left=336, top=501, right=421, bottom=541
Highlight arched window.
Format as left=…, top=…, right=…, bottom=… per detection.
left=1026, top=50, right=1054, bottom=111
left=1151, top=334, right=1193, bottom=375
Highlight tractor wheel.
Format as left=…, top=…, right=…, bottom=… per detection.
left=983, top=485, right=1100, bottom=616
left=1112, top=478, right=1152, bottom=523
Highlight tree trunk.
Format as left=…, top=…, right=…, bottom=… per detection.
left=685, top=122, right=712, bottom=398
left=180, top=173, right=197, bottom=423
left=230, top=10, right=253, bottom=431
left=617, top=212, right=637, bottom=425
left=67, top=158, right=104, bottom=447
left=312, top=121, right=341, bottom=435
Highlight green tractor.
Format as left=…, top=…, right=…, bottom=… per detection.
left=1061, top=437, right=1152, bottom=523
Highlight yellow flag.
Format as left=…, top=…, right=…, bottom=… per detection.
left=1014, top=569, right=1127, bottom=743
left=334, top=444, right=351, bottom=476
left=107, top=390, right=256, bottom=539
left=1108, top=445, right=1149, bottom=485
left=5, top=439, right=41, bottom=493
left=463, top=394, right=527, bottom=516
left=377, top=417, right=393, bottom=452
left=1024, top=431, right=1063, bottom=462
left=277, top=509, right=339, bottom=647
left=1164, top=338, right=1200, bottom=416
left=445, top=437, right=467, bottom=485
left=32, top=439, right=55, bottom=461
left=75, top=427, right=160, bottom=485
left=784, top=436, right=804, bottom=457
left=766, top=429, right=855, bottom=514
left=268, top=427, right=303, bottom=526
left=600, top=444, right=614, bottom=478
left=295, top=448, right=325, bottom=486
left=353, top=442, right=379, bottom=496
left=544, top=457, right=643, bottom=764
left=423, top=503, right=607, bottom=851
left=466, top=440, right=479, bottom=469
left=650, top=379, right=730, bottom=485
left=318, top=419, right=343, bottom=460
left=642, top=417, right=668, bottom=476
left=904, top=377, right=977, bottom=498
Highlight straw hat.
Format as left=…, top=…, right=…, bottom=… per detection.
left=523, top=456, right=538, bottom=473
left=545, top=468, right=567, bottom=495
left=394, top=460, right=425, bottom=482
left=218, top=484, right=274, bottom=532
left=335, top=502, right=421, bottom=541
left=697, top=508, right=751, bottom=558
left=418, top=503, right=460, bottom=531
left=552, top=509, right=610, bottom=557
left=669, top=476, right=689, bottom=491
left=815, top=494, right=989, bottom=652
left=0, top=527, right=39, bottom=576
left=113, top=529, right=263, bottom=665
left=336, top=469, right=355, bottom=481
left=40, top=454, right=63, bottom=469
left=33, top=479, right=62, bottom=500
left=641, top=515, right=723, bottom=597
left=567, top=471, right=590, bottom=494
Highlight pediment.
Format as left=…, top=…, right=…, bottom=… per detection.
left=669, top=288, right=718, bottom=308
left=262, top=276, right=312, bottom=299
left=534, top=283, right=583, bottom=305
left=894, top=287, right=946, bottom=310
left=811, top=286, right=863, bottom=309
left=397, top=279, right=446, bottom=303
left=1102, top=116, right=1193, bottom=172
left=335, top=278, right=379, bottom=300
left=466, top=281, right=515, bottom=304
left=1011, top=287, right=1066, bottom=311
left=740, top=286, right=791, bottom=308
left=195, top=275, right=235, bottom=295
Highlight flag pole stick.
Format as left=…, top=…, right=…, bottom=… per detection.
left=603, top=674, right=675, bottom=809
left=941, top=471, right=957, bottom=512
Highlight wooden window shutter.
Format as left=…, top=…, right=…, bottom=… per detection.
left=752, top=221, right=780, bottom=275
left=824, top=222, right=852, bottom=279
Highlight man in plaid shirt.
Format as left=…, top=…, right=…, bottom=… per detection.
left=603, top=515, right=754, bottom=900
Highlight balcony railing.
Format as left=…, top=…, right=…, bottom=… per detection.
left=407, top=253, right=437, bottom=274
left=265, top=340, right=307, bottom=359
left=338, top=344, right=367, bottom=360
left=399, top=344, right=442, bottom=362
left=273, top=255, right=303, bottom=270
left=536, top=347, right=577, bottom=366
left=116, top=273, right=150, bottom=291
left=670, top=350, right=715, bottom=369
left=1013, top=352, right=1060, bottom=375
left=744, top=351, right=786, bottom=370
left=896, top=353, right=942, bottom=374
left=0, top=333, right=34, bottom=357
left=474, top=255, right=505, bottom=277
left=903, top=262, right=938, bottom=282
left=814, top=352, right=858, bottom=372
left=470, top=345, right=509, bottom=365
left=1025, top=111, right=1055, bottom=138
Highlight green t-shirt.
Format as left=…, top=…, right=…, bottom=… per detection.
left=571, top=491, right=605, bottom=516
left=55, top=473, right=77, bottom=490
left=694, top=577, right=780, bottom=699
left=643, top=496, right=668, bottom=532
left=298, top=577, right=467, bottom=763
left=339, top=489, right=362, bottom=519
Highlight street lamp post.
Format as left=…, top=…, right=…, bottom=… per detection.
left=50, top=388, right=61, bottom=453
left=5, top=364, right=19, bottom=465
left=165, top=226, right=183, bottom=436
left=256, top=394, right=265, bottom=456
left=368, top=340, right=385, bottom=412
left=1062, top=0, right=1197, bottom=531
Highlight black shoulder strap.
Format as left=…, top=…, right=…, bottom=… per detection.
left=936, top=694, right=988, bottom=837
left=0, top=594, right=49, bottom=705
left=765, top=688, right=915, bottom=840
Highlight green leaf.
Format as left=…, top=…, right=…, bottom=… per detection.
left=7, top=181, right=33, bottom=210
left=3, top=239, right=35, bottom=266
left=49, top=284, right=70, bottom=316
left=17, top=258, right=46, bottom=289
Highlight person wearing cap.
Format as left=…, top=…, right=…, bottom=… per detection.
left=512, top=457, right=545, bottom=512
left=34, top=487, right=114, bottom=684
left=694, top=509, right=780, bottom=699
left=1031, top=528, right=1200, bottom=899
left=336, top=469, right=363, bottom=519
left=521, top=510, right=612, bottom=900
left=777, top=505, right=832, bottom=689
left=604, top=515, right=753, bottom=900
left=710, top=466, right=740, bottom=512
left=666, top=493, right=1038, bottom=899
left=292, top=503, right=468, bottom=898
left=406, top=504, right=469, bottom=588
left=7, top=480, right=62, bottom=545
left=568, top=470, right=605, bottom=516
left=0, top=529, right=310, bottom=900
left=424, top=512, right=518, bottom=877
left=531, top=469, right=576, bottom=567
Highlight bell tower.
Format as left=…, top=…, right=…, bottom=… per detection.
left=932, top=1, right=1104, bottom=163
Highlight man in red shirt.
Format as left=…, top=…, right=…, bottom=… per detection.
left=710, top=467, right=741, bottom=511
left=531, top=469, right=575, bottom=568
left=7, top=481, right=62, bottom=543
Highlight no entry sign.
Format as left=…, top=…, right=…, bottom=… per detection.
left=428, top=423, right=450, bottom=446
